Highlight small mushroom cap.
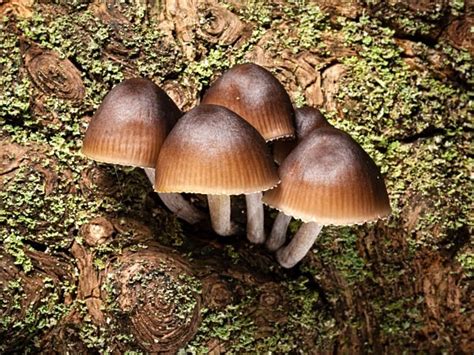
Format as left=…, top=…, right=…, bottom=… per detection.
left=294, top=106, right=332, bottom=141
left=82, top=78, right=182, bottom=168
left=273, top=139, right=296, bottom=166
left=264, top=127, right=391, bottom=225
left=155, top=104, right=279, bottom=195
left=201, top=63, right=295, bottom=141
left=273, top=106, right=331, bottom=164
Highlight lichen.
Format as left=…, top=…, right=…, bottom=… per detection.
left=0, top=275, right=73, bottom=352
left=186, top=274, right=333, bottom=353
left=335, top=15, right=471, bottom=247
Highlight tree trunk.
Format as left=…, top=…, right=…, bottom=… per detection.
left=0, top=0, right=472, bottom=353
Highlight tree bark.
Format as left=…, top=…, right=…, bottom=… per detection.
left=0, top=0, right=472, bottom=353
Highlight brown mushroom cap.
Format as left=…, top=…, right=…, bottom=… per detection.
left=82, top=78, right=182, bottom=168
left=294, top=106, right=332, bottom=140
left=155, top=104, right=279, bottom=195
left=264, top=127, right=391, bottom=225
left=273, top=106, right=331, bottom=164
left=201, top=63, right=295, bottom=141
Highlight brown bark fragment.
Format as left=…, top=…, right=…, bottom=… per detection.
left=197, top=3, right=249, bottom=46
left=321, top=63, right=346, bottom=112
left=0, top=0, right=33, bottom=18
left=201, top=275, right=234, bottom=310
left=0, top=138, right=27, bottom=178
left=24, top=47, right=85, bottom=102
left=157, top=0, right=199, bottom=60
left=104, top=246, right=202, bottom=352
left=162, top=79, right=199, bottom=112
left=70, top=241, right=105, bottom=324
left=81, top=217, right=115, bottom=247
left=0, top=250, right=74, bottom=351
left=311, top=0, right=362, bottom=19
left=444, top=15, right=474, bottom=55
left=89, top=0, right=130, bottom=25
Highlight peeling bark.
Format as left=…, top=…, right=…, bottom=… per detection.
left=0, top=250, right=75, bottom=351
left=24, top=46, right=85, bottom=102
left=104, top=247, right=202, bottom=352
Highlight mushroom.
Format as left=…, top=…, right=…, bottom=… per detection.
left=263, top=126, right=391, bottom=268
left=268, top=107, right=332, bottom=251
left=202, top=63, right=294, bottom=243
left=154, top=104, right=279, bottom=237
left=273, top=106, right=331, bottom=165
left=202, top=63, right=295, bottom=141
left=82, top=78, right=205, bottom=224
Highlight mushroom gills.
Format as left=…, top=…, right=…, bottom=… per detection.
left=144, top=168, right=205, bottom=224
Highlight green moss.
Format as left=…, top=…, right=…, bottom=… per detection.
left=314, top=228, right=373, bottom=284
left=0, top=14, right=162, bottom=252
left=2, top=234, right=33, bottom=273
left=375, top=296, right=423, bottom=338
left=73, top=300, right=136, bottom=351
left=186, top=280, right=257, bottom=353
left=0, top=276, right=72, bottom=352
left=334, top=15, right=471, bottom=247
left=438, top=41, right=472, bottom=82
left=450, top=0, right=465, bottom=16
left=457, top=252, right=474, bottom=278
left=1, top=161, right=114, bottom=248
left=187, top=274, right=332, bottom=353
left=224, top=245, right=240, bottom=264
left=187, top=302, right=257, bottom=353
left=184, top=47, right=232, bottom=91
left=228, top=0, right=272, bottom=27
left=0, top=23, right=33, bottom=126
left=361, top=0, right=444, bottom=37
left=279, top=2, right=329, bottom=53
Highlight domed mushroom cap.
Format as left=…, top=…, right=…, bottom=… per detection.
left=201, top=63, right=295, bottom=141
left=273, top=106, right=331, bottom=164
left=294, top=106, right=332, bottom=140
left=82, top=78, right=182, bottom=168
left=264, top=127, right=391, bottom=225
left=155, top=104, right=279, bottom=195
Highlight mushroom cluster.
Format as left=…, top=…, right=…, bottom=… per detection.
left=82, top=63, right=391, bottom=268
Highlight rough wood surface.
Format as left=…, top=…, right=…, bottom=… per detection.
left=0, top=0, right=472, bottom=353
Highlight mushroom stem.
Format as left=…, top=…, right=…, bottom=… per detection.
left=245, top=192, right=265, bottom=244
left=143, top=168, right=205, bottom=225
left=275, top=222, right=323, bottom=268
left=207, top=194, right=237, bottom=236
left=266, top=212, right=292, bottom=251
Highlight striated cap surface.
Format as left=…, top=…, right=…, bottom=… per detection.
left=155, top=104, right=279, bottom=195
left=82, top=78, right=182, bottom=168
left=264, top=127, right=391, bottom=225
left=201, top=63, right=294, bottom=141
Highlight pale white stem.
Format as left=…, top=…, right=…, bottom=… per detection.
left=157, top=193, right=206, bottom=225
left=266, top=212, right=292, bottom=251
left=207, top=194, right=237, bottom=236
left=245, top=192, right=265, bottom=244
left=143, top=167, right=156, bottom=185
left=143, top=167, right=205, bottom=225
left=275, top=222, right=323, bottom=268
